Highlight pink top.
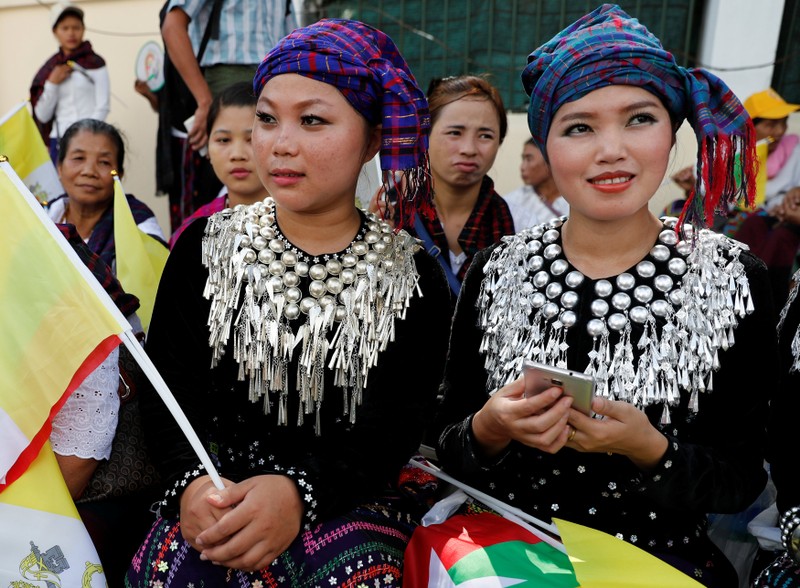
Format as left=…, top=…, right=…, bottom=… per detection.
left=169, top=195, right=228, bottom=249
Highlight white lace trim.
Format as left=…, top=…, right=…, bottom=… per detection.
left=51, top=347, right=120, bottom=460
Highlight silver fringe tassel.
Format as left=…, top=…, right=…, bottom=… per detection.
left=477, top=218, right=753, bottom=424
left=201, top=198, right=422, bottom=434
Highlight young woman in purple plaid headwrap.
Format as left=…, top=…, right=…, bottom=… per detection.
left=433, top=4, right=777, bottom=586
left=125, top=18, right=452, bottom=588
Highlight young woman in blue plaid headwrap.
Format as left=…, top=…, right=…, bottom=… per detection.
left=433, top=4, right=777, bottom=586
left=125, top=19, right=452, bottom=587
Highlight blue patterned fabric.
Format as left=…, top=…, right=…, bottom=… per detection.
left=521, top=3, right=757, bottom=228
left=253, top=18, right=432, bottom=228
left=166, top=0, right=297, bottom=67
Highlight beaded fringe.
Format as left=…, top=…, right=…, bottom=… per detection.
left=201, top=198, right=422, bottom=434
left=779, top=268, right=800, bottom=373
left=477, top=219, right=753, bottom=424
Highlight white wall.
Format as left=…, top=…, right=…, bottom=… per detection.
left=0, top=0, right=169, bottom=235
left=699, top=0, right=786, bottom=102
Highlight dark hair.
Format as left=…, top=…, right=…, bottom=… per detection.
left=53, top=7, right=83, bottom=30
left=524, top=137, right=536, bottom=147
left=427, top=75, right=508, bottom=143
left=58, top=119, right=126, bottom=175
left=207, top=81, right=258, bottom=135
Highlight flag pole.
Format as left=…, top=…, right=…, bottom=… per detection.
left=120, top=330, right=224, bottom=490
left=0, top=158, right=224, bottom=490
left=409, top=456, right=565, bottom=552
left=0, top=101, right=27, bottom=127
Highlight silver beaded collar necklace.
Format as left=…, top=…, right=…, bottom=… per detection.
left=201, top=197, right=422, bottom=434
left=478, top=216, right=753, bottom=424
left=779, top=268, right=800, bottom=373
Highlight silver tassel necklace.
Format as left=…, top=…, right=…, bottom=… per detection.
left=478, top=216, right=753, bottom=425
left=201, top=197, right=422, bottom=434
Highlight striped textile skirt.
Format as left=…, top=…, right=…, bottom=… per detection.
left=124, top=496, right=419, bottom=588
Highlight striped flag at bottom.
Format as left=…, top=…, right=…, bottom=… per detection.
left=0, top=442, right=106, bottom=585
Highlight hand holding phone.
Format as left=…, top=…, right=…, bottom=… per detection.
left=523, top=360, right=595, bottom=416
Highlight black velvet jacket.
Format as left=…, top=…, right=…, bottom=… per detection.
left=436, top=225, right=776, bottom=572
left=769, top=276, right=800, bottom=515
left=140, top=216, right=453, bottom=524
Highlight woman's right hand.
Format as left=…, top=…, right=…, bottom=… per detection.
left=777, top=188, right=800, bottom=225
left=193, top=474, right=304, bottom=571
left=187, top=104, right=210, bottom=152
left=471, top=378, right=574, bottom=458
left=179, top=475, right=236, bottom=551
left=47, top=63, right=72, bottom=84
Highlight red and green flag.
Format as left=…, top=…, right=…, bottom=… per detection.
left=404, top=512, right=578, bottom=587
left=404, top=510, right=706, bottom=587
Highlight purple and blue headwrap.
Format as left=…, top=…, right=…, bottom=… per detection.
left=521, top=3, right=756, bottom=229
left=254, top=18, right=433, bottom=228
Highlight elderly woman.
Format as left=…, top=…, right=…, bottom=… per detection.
left=45, top=119, right=166, bottom=270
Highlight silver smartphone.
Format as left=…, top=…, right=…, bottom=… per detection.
left=522, top=360, right=595, bottom=416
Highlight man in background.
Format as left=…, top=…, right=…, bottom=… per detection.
left=161, top=0, right=297, bottom=153
left=502, top=138, right=568, bottom=230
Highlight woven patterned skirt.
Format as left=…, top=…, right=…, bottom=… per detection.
left=753, top=552, right=800, bottom=587
left=124, top=497, right=418, bottom=588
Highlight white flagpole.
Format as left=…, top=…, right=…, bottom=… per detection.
left=409, top=456, right=565, bottom=552
left=0, top=159, right=224, bottom=490
left=0, top=101, right=27, bottom=127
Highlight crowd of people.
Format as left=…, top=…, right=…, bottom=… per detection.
left=11, top=1, right=800, bottom=586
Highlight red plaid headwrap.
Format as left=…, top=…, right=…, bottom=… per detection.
left=254, top=18, right=433, bottom=228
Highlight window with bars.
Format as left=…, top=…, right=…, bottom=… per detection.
left=301, top=0, right=704, bottom=111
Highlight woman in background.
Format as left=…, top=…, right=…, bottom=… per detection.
left=30, top=2, right=110, bottom=162
left=46, top=119, right=166, bottom=270
left=372, top=74, right=514, bottom=301
left=168, top=81, right=268, bottom=248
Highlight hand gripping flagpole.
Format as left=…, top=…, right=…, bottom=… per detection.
left=0, top=157, right=224, bottom=491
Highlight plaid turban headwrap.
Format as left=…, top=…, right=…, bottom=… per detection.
left=521, top=3, right=756, bottom=229
left=254, top=18, right=433, bottom=228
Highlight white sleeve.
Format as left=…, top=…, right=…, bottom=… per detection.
left=51, top=347, right=120, bottom=460
left=89, top=66, right=110, bottom=121
left=138, top=216, right=167, bottom=241
left=33, top=81, right=59, bottom=124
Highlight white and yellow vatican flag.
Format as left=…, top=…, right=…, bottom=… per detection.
left=0, top=442, right=106, bottom=586
left=113, top=172, right=169, bottom=332
left=0, top=102, right=63, bottom=205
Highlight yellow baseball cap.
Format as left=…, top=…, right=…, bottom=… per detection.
left=744, top=88, right=800, bottom=120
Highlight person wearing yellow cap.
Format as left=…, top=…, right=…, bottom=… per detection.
left=733, top=88, right=800, bottom=308
left=744, top=88, right=800, bottom=208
